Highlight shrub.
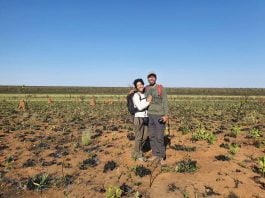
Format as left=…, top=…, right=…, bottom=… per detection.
left=230, top=126, right=241, bottom=137
left=192, top=127, right=216, bottom=144
left=215, top=155, right=231, bottom=161
left=5, top=155, right=15, bottom=169
left=259, top=155, right=265, bottom=177
left=132, top=165, right=151, bottom=177
left=103, top=161, right=117, bottom=173
left=27, top=173, right=51, bottom=191
left=229, top=143, right=240, bottom=155
left=175, top=159, right=198, bottom=173
left=81, top=128, right=92, bottom=146
left=249, top=128, right=261, bottom=139
left=105, top=186, right=122, bottom=198
left=79, top=154, right=99, bottom=170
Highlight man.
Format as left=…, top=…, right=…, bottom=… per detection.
left=145, top=72, right=169, bottom=165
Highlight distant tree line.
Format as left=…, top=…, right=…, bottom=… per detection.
left=0, top=86, right=265, bottom=96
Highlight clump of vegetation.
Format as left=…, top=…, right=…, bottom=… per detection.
left=258, top=156, right=265, bottom=177
left=229, top=126, right=241, bottom=137
left=5, top=155, right=15, bottom=170
left=54, top=174, right=75, bottom=188
left=27, top=173, right=51, bottom=191
left=229, top=143, right=240, bottom=155
left=253, top=138, right=265, bottom=148
left=103, top=161, right=117, bottom=173
left=192, top=127, right=216, bottom=144
left=134, top=191, right=142, bottom=198
left=228, top=191, right=239, bottom=198
left=175, top=159, right=198, bottom=173
left=0, top=171, right=6, bottom=183
left=22, top=159, right=36, bottom=168
left=170, top=144, right=196, bottom=152
left=79, top=154, right=99, bottom=170
left=182, top=191, right=190, bottom=198
left=127, top=132, right=135, bottom=141
left=179, top=125, right=191, bottom=135
left=248, top=128, right=261, bottom=139
left=168, top=183, right=178, bottom=192
left=132, top=165, right=151, bottom=177
left=161, top=166, right=175, bottom=173
left=215, top=155, right=231, bottom=161
left=232, top=97, right=248, bottom=123
left=81, top=128, right=92, bottom=146
left=105, top=186, right=122, bottom=198
left=220, top=143, right=230, bottom=149
left=119, top=183, right=133, bottom=196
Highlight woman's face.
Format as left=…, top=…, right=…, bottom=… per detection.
left=136, top=82, right=144, bottom=92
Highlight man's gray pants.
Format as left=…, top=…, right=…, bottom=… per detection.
left=148, top=114, right=166, bottom=158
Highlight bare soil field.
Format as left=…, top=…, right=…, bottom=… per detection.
left=0, top=94, right=265, bottom=198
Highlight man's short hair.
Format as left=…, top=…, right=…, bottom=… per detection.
left=147, top=72, right=157, bottom=78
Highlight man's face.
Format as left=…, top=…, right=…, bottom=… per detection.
left=148, top=75, right=156, bottom=85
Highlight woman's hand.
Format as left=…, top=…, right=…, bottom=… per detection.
left=147, top=95, right=152, bottom=103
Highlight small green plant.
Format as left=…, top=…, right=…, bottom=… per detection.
left=33, top=173, right=49, bottom=191
left=112, top=131, right=118, bottom=140
left=183, top=191, right=190, bottom=198
left=259, top=156, right=265, bottom=177
left=192, top=127, right=216, bottom=144
left=73, top=141, right=79, bottom=149
left=230, top=126, right=241, bottom=137
left=135, top=191, right=141, bottom=198
left=215, top=155, right=231, bottom=161
left=161, top=166, right=175, bottom=173
left=81, top=128, right=91, bottom=146
left=5, top=155, right=15, bottom=170
left=175, top=159, right=198, bottom=173
left=105, top=186, right=122, bottom=198
left=131, top=165, right=151, bottom=177
left=229, top=143, right=240, bottom=155
left=207, top=133, right=217, bottom=144
left=249, top=128, right=261, bottom=139
left=27, top=173, right=51, bottom=191
left=179, top=125, right=191, bottom=135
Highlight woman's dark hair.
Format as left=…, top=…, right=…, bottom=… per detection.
left=133, top=78, right=144, bottom=88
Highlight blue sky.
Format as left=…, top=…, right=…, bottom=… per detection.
left=0, top=0, right=264, bottom=88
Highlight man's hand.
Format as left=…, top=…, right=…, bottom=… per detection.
left=162, top=115, right=169, bottom=123
left=147, top=95, right=152, bottom=103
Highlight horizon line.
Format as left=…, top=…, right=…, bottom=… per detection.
left=0, top=85, right=264, bottom=89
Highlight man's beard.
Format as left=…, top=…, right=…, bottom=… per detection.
left=149, top=82, right=156, bottom=86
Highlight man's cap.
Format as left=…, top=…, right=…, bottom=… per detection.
left=147, top=72, right=157, bottom=78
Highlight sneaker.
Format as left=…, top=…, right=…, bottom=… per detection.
left=160, top=158, right=166, bottom=166
left=148, top=156, right=159, bottom=162
left=137, top=157, right=147, bottom=162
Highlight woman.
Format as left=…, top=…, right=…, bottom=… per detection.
left=132, top=78, right=152, bottom=162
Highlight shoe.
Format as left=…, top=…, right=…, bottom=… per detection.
left=137, top=157, right=147, bottom=162
left=148, top=156, right=159, bottom=162
left=160, top=158, right=166, bottom=166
